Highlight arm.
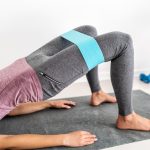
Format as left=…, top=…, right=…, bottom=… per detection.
left=0, top=134, right=65, bottom=149
left=0, top=131, right=97, bottom=149
left=8, top=100, right=75, bottom=116
left=86, top=66, right=101, bottom=93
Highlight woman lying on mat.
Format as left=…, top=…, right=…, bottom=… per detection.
left=0, top=25, right=150, bottom=149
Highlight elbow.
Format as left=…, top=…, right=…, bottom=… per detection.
left=7, top=111, right=15, bottom=116
left=7, top=107, right=20, bottom=116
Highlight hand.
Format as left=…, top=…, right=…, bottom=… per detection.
left=49, top=100, right=76, bottom=109
left=63, top=131, right=97, bottom=147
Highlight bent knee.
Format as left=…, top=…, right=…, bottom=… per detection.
left=111, top=31, right=133, bottom=46
left=112, top=31, right=134, bottom=57
left=74, top=25, right=98, bottom=37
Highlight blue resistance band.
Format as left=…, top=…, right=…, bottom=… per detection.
left=61, top=30, right=104, bottom=70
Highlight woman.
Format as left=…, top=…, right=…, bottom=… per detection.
left=0, top=25, right=149, bottom=149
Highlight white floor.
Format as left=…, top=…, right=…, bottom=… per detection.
left=51, top=77, right=150, bottom=150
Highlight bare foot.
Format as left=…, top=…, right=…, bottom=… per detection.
left=63, top=131, right=97, bottom=147
left=91, top=90, right=117, bottom=106
left=116, top=111, right=150, bottom=131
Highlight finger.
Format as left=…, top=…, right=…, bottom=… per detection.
left=80, top=131, right=92, bottom=135
left=85, top=138, right=98, bottom=143
left=84, top=138, right=98, bottom=142
left=84, top=140, right=95, bottom=146
left=62, top=105, right=71, bottom=109
left=64, top=101, right=76, bottom=106
left=83, top=135, right=97, bottom=139
left=84, top=137, right=97, bottom=143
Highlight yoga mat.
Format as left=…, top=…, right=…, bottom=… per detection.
left=0, top=90, right=150, bottom=150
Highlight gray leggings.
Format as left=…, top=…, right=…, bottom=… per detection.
left=25, top=25, right=134, bottom=116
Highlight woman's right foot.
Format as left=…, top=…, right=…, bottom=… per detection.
left=116, top=112, right=150, bottom=131
left=63, top=131, right=98, bottom=147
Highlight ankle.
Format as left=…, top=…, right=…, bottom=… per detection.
left=92, top=90, right=105, bottom=97
left=118, top=111, right=135, bottom=122
left=92, top=90, right=102, bottom=95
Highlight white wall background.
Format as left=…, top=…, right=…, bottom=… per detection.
left=0, top=0, right=150, bottom=82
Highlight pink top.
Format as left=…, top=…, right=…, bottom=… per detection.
left=0, top=57, right=43, bottom=120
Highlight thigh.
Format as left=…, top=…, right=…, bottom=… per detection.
left=37, top=44, right=89, bottom=85
left=42, top=25, right=97, bottom=56
left=37, top=31, right=127, bottom=85
left=34, top=44, right=89, bottom=99
left=26, top=25, right=97, bottom=73
left=26, top=25, right=97, bottom=58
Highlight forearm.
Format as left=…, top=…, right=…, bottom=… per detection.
left=8, top=101, right=51, bottom=116
left=86, top=66, right=101, bottom=93
left=1, top=134, right=65, bottom=149
left=8, top=100, right=75, bottom=116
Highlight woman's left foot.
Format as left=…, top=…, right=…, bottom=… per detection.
left=90, top=90, right=117, bottom=106
left=116, top=112, right=150, bottom=131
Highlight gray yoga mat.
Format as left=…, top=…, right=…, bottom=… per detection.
left=0, top=90, right=150, bottom=150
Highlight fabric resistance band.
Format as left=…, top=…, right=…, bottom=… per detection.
left=61, top=30, right=104, bottom=70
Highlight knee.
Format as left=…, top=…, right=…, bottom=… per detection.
left=112, top=31, right=133, bottom=46
left=74, top=25, right=98, bottom=37
left=107, top=31, right=134, bottom=58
